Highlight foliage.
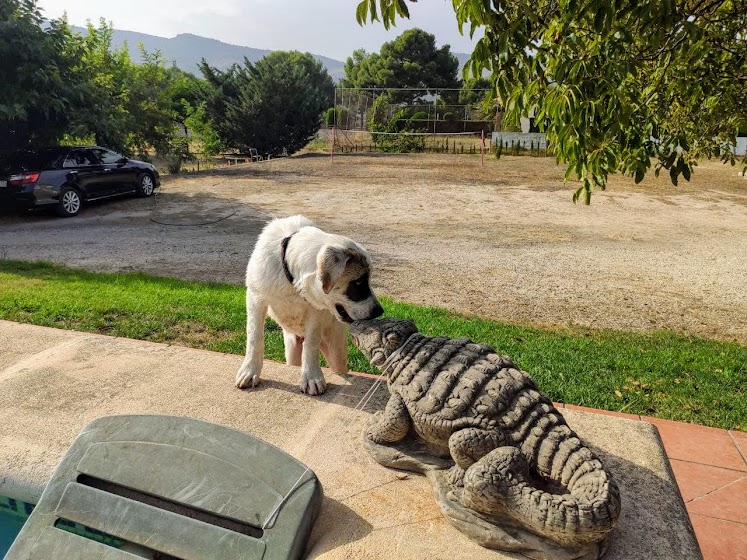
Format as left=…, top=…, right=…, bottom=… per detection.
left=67, top=22, right=181, bottom=158
left=200, top=51, right=334, bottom=157
left=326, top=105, right=350, bottom=127
left=458, top=77, right=498, bottom=124
left=357, top=0, right=747, bottom=203
left=159, top=136, right=192, bottom=174
left=0, top=1, right=79, bottom=154
left=340, top=28, right=461, bottom=104
left=1, top=3, right=201, bottom=162
left=366, top=93, right=392, bottom=131
left=183, top=101, right=222, bottom=157
left=165, top=67, right=205, bottom=126
left=367, top=96, right=425, bottom=152
left=1, top=259, right=745, bottom=430
left=459, top=76, right=493, bottom=105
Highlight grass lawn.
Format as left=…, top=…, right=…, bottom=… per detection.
left=0, top=259, right=744, bottom=431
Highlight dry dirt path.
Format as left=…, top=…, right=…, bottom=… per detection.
left=2, top=153, right=746, bottom=344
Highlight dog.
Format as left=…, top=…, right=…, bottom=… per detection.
left=236, top=215, right=384, bottom=395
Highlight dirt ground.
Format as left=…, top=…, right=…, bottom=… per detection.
left=2, top=153, right=746, bottom=344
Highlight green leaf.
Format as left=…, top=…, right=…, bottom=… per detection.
left=369, top=0, right=379, bottom=23
left=356, top=1, right=368, bottom=25
left=573, top=185, right=583, bottom=203
left=396, top=0, right=410, bottom=18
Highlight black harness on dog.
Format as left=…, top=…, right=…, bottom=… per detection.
left=280, top=233, right=296, bottom=285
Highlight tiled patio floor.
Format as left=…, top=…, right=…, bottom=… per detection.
left=557, top=403, right=747, bottom=560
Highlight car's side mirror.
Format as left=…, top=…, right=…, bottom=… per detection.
left=117, top=157, right=129, bottom=164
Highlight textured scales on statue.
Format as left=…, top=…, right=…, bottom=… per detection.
left=350, top=318, right=622, bottom=560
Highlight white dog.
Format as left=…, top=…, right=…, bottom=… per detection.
left=236, top=215, right=384, bottom=395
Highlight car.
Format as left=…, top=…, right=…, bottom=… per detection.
left=0, top=146, right=160, bottom=217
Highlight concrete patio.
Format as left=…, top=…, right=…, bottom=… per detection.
left=1, top=320, right=742, bottom=559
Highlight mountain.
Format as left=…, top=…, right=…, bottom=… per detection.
left=69, top=26, right=474, bottom=83
left=454, top=52, right=472, bottom=72
left=70, top=26, right=348, bottom=80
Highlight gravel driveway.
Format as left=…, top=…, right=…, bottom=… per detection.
left=2, top=153, right=746, bottom=344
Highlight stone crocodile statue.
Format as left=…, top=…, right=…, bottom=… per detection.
left=350, top=318, right=621, bottom=559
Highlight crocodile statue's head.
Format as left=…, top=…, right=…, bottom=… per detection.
left=350, top=318, right=418, bottom=369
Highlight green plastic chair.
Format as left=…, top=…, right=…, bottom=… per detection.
left=5, top=415, right=322, bottom=560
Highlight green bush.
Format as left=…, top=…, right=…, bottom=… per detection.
left=327, top=106, right=350, bottom=127
left=371, top=129, right=426, bottom=153
left=200, top=51, right=334, bottom=157
left=159, top=136, right=193, bottom=174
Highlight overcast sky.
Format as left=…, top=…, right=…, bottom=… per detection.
left=36, top=0, right=480, bottom=61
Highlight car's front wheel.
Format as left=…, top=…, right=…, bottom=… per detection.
left=56, top=187, right=82, bottom=217
left=136, top=172, right=155, bottom=197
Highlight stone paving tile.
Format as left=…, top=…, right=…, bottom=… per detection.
left=643, top=416, right=747, bottom=471
left=669, top=459, right=746, bottom=503
left=655, top=422, right=747, bottom=560
left=686, top=477, right=747, bottom=525
left=689, top=513, right=747, bottom=560
left=731, top=430, right=747, bottom=463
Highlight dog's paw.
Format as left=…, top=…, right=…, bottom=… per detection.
left=236, top=366, right=261, bottom=389
left=300, top=369, right=327, bottom=396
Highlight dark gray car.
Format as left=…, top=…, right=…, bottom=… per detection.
left=0, top=146, right=160, bottom=217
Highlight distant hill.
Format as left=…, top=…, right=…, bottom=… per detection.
left=69, top=25, right=474, bottom=83
left=70, top=26, right=348, bottom=80
left=454, top=52, right=472, bottom=72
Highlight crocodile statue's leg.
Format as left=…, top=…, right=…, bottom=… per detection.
left=462, top=446, right=620, bottom=546
left=447, top=428, right=506, bottom=486
left=366, top=393, right=411, bottom=443
left=461, top=447, right=527, bottom=513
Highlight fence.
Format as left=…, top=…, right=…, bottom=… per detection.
left=491, top=132, right=549, bottom=156
left=330, top=129, right=488, bottom=156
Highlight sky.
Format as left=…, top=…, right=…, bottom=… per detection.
left=36, top=0, right=480, bottom=61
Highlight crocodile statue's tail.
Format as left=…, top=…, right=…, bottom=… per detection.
left=461, top=432, right=621, bottom=547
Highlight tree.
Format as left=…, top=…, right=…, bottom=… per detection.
left=0, top=1, right=82, bottom=155
left=167, top=70, right=222, bottom=157
left=459, top=76, right=493, bottom=105
left=200, top=51, right=334, bottom=157
left=357, top=0, right=747, bottom=202
left=1, top=5, right=192, bottom=160
left=66, top=21, right=180, bottom=157
left=340, top=28, right=460, bottom=103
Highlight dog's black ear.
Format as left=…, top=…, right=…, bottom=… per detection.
left=317, top=246, right=350, bottom=294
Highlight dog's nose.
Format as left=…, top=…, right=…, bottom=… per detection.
left=371, top=302, right=384, bottom=319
